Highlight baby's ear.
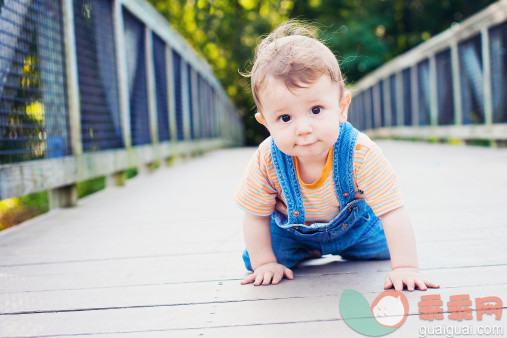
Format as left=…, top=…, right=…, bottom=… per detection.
left=339, top=91, right=351, bottom=123
left=255, top=112, right=267, bottom=127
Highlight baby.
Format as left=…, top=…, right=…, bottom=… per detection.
left=234, top=21, right=439, bottom=291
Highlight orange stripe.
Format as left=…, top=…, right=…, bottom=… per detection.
left=235, top=133, right=403, bottom=220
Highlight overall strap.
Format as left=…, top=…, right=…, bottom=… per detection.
left=270, top=138, right=306, bottom=224
left=332, top=121, right=359, bottom=208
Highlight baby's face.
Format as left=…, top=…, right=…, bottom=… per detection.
left=256, top=74, right=350, bottom=164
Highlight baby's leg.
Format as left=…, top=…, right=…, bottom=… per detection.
left=339, top=220, right=390, bottom=260
left=242, top=219, right=312, bottom=271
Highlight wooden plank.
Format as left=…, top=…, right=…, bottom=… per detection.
left=1, top=264, right=506, bottom=314
left=1, top=143, right=507, bottom=336
left=0, top=283, right=505, bottom=336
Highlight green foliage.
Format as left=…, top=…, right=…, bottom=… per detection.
left=147, top=0, right=496, bottom=145
left=77, top=177, right=106, bottom=199
left=147, top=0, right=291, bottom=145
left=0, top=191, right=49, bottom=231
left=465, top=139, right=493, bottom=147
left=125, top=167, right=138, bottom=179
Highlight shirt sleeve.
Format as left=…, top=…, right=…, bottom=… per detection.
left=234, top=147, right=277, bottom=216
left=354, top=142, right=404, bottom=217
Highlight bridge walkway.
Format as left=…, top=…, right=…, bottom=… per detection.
left=1, top=141, right=506, bottom=336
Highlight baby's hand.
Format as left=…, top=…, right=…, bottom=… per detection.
left=241, top=261, right=294, bottom=286
left=384, top=267, right=440, bottom=291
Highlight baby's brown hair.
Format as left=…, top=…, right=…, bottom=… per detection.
left=243, top=20, right=346, bottom=112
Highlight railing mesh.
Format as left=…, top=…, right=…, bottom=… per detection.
left=74, top=0, right=123, bottom=152
left=205, top=82, right=212, bottom=137
left=358, top=91, right=365, bottom=130
left=211, top=87, right=216, bottom=137
left=0, top=0, right=70, bottom=164
left=172, top=50, right=184, bottom=141
left=197, top=73, right=205, bottom=138
left=489, top=21, right=507, bottom=123
left=367, top=87, right=374, bottom=130
left=186, top=63, right=195, bottom=140
left=388, top=74, right=397, bottom=126
left=436, top=49, right=455, bottom=125
left=152, top=32, right=169, bottom=142
left=378, top=81, right=385, bottom=127
left=417, top=59, right=431, bottom=126
left=459, top=34, right=485, bottom=124
left=199, top=75, right=208, bottom=138
left=123, top=7, right=150, bottom=146
left=402, top=68, right=412, bottom=126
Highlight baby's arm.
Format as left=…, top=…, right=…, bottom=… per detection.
left=240, top=212, right=293, bottom=285
left=380, top=206, right=439, bottom=291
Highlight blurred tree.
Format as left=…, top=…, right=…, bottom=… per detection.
left=289, top=0, right=497, bottom=84
left=148, top=0, right=294, bottom=145
left=148, top=0, right=496, bottom=145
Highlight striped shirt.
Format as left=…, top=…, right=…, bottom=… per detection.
left=234, top=132, right=404, bottom=222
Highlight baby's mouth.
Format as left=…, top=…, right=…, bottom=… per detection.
left=299, top=141, right=317, bottom=147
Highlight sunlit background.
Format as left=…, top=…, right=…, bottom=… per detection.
left=0, top=0, right=503, bottom=230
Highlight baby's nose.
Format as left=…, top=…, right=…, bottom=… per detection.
left=295, top=120, right=313, bottom=134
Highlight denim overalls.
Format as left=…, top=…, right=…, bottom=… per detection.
left=243, top=121, right=391, bottom=271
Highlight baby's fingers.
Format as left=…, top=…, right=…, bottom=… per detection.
left=254, top=272, right=265, bottom=286
left=424, top=279, right=440, bottom=289
left=241, top=273, right=256, bottom=285
left=394, top=279, right=404, bottom=291
left=283, top=267, right=294, bottom=280
left=261, top=271, right=274, bottom=285
left=415, top=279, right=428, bottom=291
left=406, top=279, right=415, bottom=292
left=272, top=270, right=284, bottom=284
left=384, top=275, right=393, bottom=290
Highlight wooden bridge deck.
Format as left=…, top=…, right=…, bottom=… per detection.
left=1, top=141, right=506, bottom=337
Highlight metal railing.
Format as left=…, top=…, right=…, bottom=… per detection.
left=348, top=0, right=507, bottom=143
left=0, top=0, right=243, bottom=207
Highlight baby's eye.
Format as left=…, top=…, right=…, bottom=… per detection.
left=279, top=114, right=291, bottom=123
left=311, top=106, right=322, bottom=115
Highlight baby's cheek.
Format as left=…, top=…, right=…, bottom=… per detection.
left=272, top=135, right=293, bottom=155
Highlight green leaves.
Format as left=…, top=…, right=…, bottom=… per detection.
left=147, top=0, right=496, bottom=145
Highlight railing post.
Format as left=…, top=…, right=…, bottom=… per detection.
left=429, top=55, right=438, bottom=127
left=481, top=27, right=493, bottom=126
left=181, top=59, right=191, bottom=142
left=165, top=45, right=177, bottom=166
left=103, top=0, right=131, bottom=187
left=364, top=89, right=371, bottom=131
left=410, top=65, right=418, bottom=127
left=140, top=26, right=160, bottom=173
left=51, top=0, right=81, bottom=209
left=113, top=0, right=132, bottom=149
left=212, top=90, right=218, bottom=139
left=450, top=41, right=463, bottom=125
left=106, top=172, right=127, bottom=187
left=190, top=67, right=200, bottom=140
left=145, top=27, right=159, bottom=146
left=373, top=83, right=381, bottom=130
left=395, top=71, right=404, bottom=127
left=219, top=97, right=225, bottom=139
left=63, top=0, right=82, bottom=157
left=384, top=79, right=391, bottom=127
left=166, top=47, right=177, bottom=143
